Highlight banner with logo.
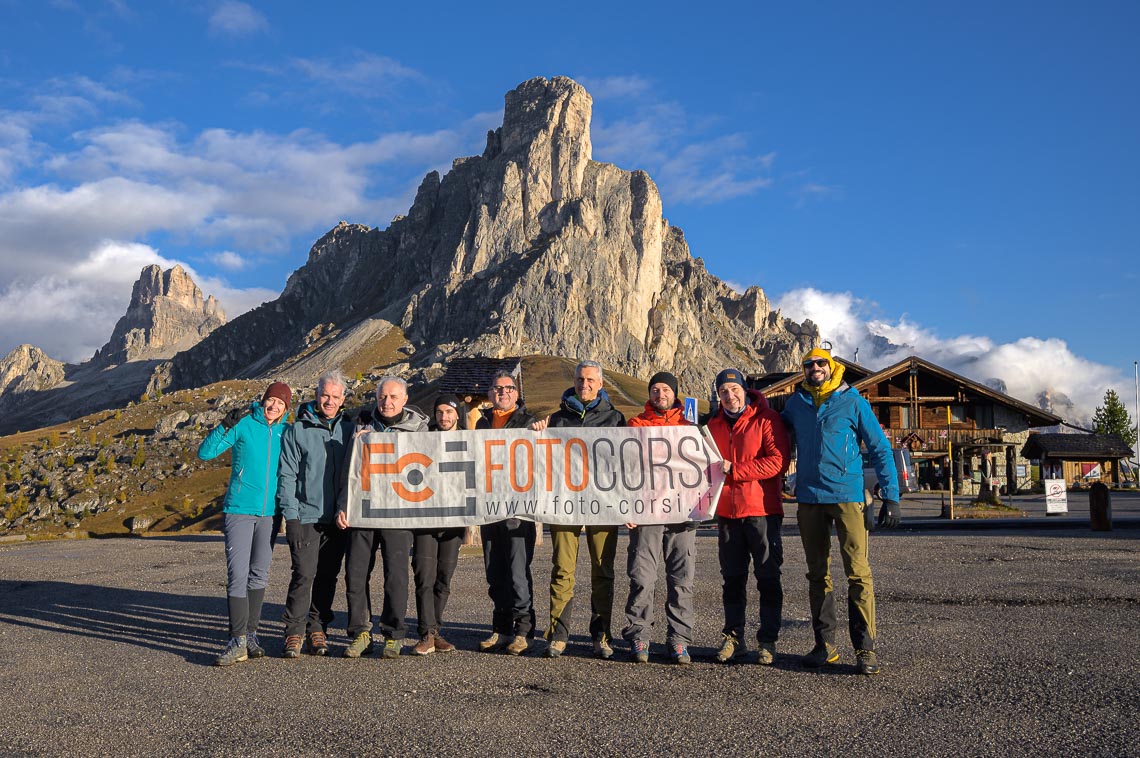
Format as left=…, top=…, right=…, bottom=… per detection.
left=345, top=425, right=725, bottom=528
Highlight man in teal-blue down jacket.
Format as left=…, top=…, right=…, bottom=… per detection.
left=781, top=347, right=899, bottom=676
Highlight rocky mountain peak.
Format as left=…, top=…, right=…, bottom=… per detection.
left=165, top=75, right=817, bottom=394
left=93, top=264, right=225, bottom=366
left=0, top=344, right=66, bottom=395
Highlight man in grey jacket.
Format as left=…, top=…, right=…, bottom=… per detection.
left=336, top=376, right=429, bottom=659
left=277, top=370, right=355, bottom=658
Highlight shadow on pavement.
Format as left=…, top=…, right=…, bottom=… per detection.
left=0, top=579, right=268, bottom=666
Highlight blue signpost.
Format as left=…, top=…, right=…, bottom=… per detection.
left=683, top=396, right=698, bottom=425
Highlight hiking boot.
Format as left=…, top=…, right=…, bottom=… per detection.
left=282, top=634, right=303, bottom=659
left=433, top=632, right=456, bottom=653
left=715, top=634, right=743, bottom=663
left=671, top=643, right=691, bottom=666
left=756, top=641, right=776, bottom=666
left=412, top=636, right=435, bottom=656
left=245, top=633, right=265, bottom=659
left=630, top=640, right=649, bottom=664
left=343, top=631, right=372, bottom=658
left=214, top=636, right=247, bottom=667
left=803, top=642, right=840, bottom=668
left=306, top=631, right=329, bottom=656
left=381, top=637, right=402, bottom=659
left=856, top=649, right=881, bottom=675
left=544, top=640, right=566, bottom=658
left=479, top=632, right=503, bottom=652
left=505, top=635, right=528, bottom=656
left=593, top=636, right=614, bottom=660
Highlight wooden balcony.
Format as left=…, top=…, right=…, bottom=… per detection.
left=879, top=427, right=1011, bottom=453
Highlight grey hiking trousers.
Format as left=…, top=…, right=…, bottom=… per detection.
left=621, top=523, right=697, bottom=646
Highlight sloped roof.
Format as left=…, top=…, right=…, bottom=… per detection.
left=437, top=356, right=522, bottom=396
left=1021, top=433, right=1134, bottom=460
left=855, top=356, right=1061, bottom=427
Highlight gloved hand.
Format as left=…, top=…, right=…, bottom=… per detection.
left=221, top=407, right=249, bottom=430
left=863, top=503, right=875, bottom=532
left=878, top=500, right=901, bottom=529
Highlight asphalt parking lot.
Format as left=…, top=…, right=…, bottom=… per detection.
left=1, top=518, right=1137, bottom=757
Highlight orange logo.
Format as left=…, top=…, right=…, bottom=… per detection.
left=360, top=442, right=435, bottom=502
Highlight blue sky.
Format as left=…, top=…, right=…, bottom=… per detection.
left=1, top=1, right=1137, bottom=422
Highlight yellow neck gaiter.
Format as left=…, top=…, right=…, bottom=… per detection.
left=802, top=359, right=845, bottom=407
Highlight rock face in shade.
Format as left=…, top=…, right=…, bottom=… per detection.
left=93, top=265, right=226, bottom=367
left=166, top=76, right=816, bottom=395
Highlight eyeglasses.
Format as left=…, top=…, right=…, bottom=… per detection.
left=492, top=386, right=517, bottom=393
left=802, top=359, right=829, bottom=368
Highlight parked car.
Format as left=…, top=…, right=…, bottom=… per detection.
left=862, top=447, right=918, bottom=499
left=783, top=447, right=917, bottom=503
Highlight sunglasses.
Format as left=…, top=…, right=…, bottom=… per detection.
left=802, top=359, right=829, bottom=368
left=492, top=386, right=517, bottom=393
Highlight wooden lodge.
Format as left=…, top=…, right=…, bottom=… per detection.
left=750, top=355, right=1062, bottom=496
left=435, top=356, right=524, bottom=429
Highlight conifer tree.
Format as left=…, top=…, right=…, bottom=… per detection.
left=1091, top=389, right=1137, bottom=448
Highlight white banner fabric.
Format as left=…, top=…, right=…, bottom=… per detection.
left=345, top=425, right=725, bottom=529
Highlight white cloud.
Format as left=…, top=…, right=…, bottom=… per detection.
left=289, top=53, right=425, bottom=97
left=0, top=240, right=278, bottom=363
left=576, top=75, right=652, bottom=100
left=208, top=250, right=247, bottom=270
left=0, top=116, right=486, bottom=282
left=209, top=1, right=268, bottom=37
left=774, top=287, right=1124, bottom=425
left=587, top=80, right=774, bottom=206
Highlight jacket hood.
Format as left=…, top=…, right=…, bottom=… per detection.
left=559, top=387, right=615, bottom=418
left=634, top=401, right=688, bottom=425
left=364, top=403, right=430, bottom=432
left=718, top=389, right=770, bottom=420
left=297, top=400, right=343, bottom=426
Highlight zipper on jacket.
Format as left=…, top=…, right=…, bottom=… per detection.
left=263, top=422, right=273, bottom=517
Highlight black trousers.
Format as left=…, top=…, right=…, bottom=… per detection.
left=282, top=521, right=346, bottom=637
left=718, top=515, right=784, bottom=644
left=411, top=528, right=464, bottom=636
left=481, top=519, right=537, bottom=637
left=345, top=528, right=412, bottom=639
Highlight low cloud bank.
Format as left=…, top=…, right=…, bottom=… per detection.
left=775, top=287, right=1124, bottom=426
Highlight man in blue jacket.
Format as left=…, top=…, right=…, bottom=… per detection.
left=276, top=370, right=355, bottom=659
left=780, top=347, right=901, bottom=675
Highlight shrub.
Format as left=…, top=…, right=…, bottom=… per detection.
left=4, top=492, right=28, bottom=521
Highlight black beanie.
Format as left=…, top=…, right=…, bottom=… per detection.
left=434, top=393, right=461, bottom=411
left=647, top=371, right=679, bottom=396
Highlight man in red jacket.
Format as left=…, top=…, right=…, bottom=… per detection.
left=706, top=368, right=790, bottom=665
left=621, top=371, right=697, bottom=665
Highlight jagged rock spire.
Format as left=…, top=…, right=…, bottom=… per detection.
left=93, top=264, right=226, bottom=366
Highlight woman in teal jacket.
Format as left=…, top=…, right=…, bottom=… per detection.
left=198, top=381, right=292, bottom=667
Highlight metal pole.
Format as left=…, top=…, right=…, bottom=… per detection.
left=1134, top=361, right=1139, bottom=485
left=947, top=405, right=954, bottom=519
